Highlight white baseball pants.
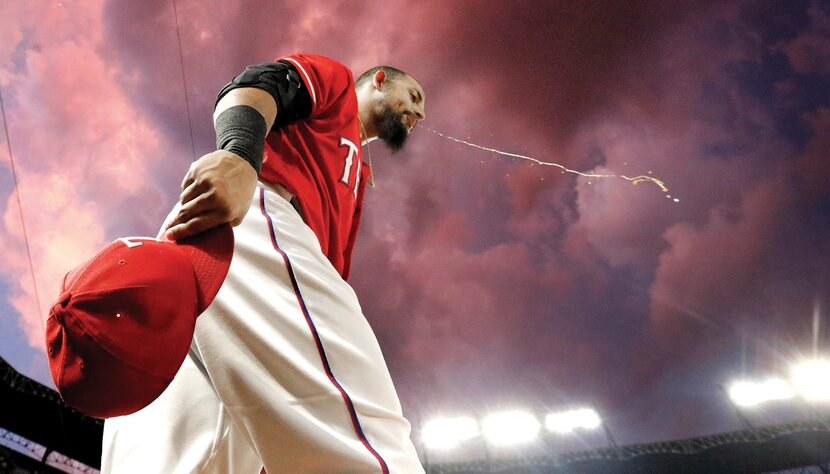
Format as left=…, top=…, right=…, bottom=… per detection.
left=101, top=183, right=424, bottom=473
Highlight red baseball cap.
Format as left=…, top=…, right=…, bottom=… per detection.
left=45, top=225, right=233, bottom=418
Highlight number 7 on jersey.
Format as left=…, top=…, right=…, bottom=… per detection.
left=338, top=136, right=361, bottom=197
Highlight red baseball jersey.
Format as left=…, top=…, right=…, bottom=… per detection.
left=259, top=53, right=370, bottom=280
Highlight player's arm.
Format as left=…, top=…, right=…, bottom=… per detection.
left=163, top=87, right=276, bottom=240
left=165, top=60, right=313, bottom=240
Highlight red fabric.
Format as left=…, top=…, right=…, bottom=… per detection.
left=259, top=53, right=370, bottom=280
left=45, top=225, right=233, bottom=418
left=46, top=311, right=172, bottom=418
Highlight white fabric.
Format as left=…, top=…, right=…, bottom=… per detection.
left=101, top=184, right=423, bottom=473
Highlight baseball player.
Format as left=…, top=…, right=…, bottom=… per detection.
left=100, top=53, right=426, bottom=472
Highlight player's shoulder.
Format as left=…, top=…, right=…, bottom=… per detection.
left=278, top=53, right=353, bottom=83
left=276, top=53, right=355, bottom=115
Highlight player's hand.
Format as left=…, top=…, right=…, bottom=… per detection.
left=164, top=150, right=258, bottom=241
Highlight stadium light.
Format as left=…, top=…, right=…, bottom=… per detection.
left=727, top=378, right=795, bottom=407
left=791, top=359, right=830, bottom=401
left=421, top=416, right=480, bottom=449
left=545, top=408, right=602, bottom=434
left=481, top=410, right=541, bottom=446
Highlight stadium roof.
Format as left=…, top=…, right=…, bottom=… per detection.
left=0, top=357, right=102, bottom=468
left=1, top=356, right=829, bottom=472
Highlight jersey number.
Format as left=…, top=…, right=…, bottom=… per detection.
left=338, top=136, right=361, bottom=197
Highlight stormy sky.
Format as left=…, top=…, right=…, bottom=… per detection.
left=1, top=0, right=829, bottom=457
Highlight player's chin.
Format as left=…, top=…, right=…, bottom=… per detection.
left=377, top=119, right=409, bottom=153
left=380, top=128, right=408, bottom=153
left=382, top=135, right=407, bottom=153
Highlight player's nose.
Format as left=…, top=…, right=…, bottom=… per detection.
left=408, top=110, right=424, bottom=131
left=407, top=114, right=422, bottom=132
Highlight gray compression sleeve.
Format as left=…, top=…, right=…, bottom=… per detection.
left=214, top=105, right=267, bottom=175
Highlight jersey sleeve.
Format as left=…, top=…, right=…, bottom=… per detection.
left=277, top=54, right=354, bottom=119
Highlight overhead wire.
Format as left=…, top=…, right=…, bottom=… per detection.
left=0, top=85, right=44, bottom=329
left=172, top=0, right=197, bottom=161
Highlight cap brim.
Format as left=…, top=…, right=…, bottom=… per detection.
left=175, top=224, right=234, bottom=313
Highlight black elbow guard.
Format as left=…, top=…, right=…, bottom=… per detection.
left=215, top=105, right=267, bottom=175
left=216, top=61, right=312, bottom=129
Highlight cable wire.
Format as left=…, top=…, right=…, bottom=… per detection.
left=172, top=0, right=197, bottom=160
left=0, top=85, right=44, bottom=328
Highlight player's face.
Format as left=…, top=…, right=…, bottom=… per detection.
left=375, top=75, right=426, bottom=152
left=388, top=75, right=426, bottom=133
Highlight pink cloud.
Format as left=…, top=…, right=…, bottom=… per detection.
left=650, top=179, right=790, bottom=340
left=647, top=101, right=830, bottom=364
left=782, top=2, right=830, bottom=76
left=795, top=107, right=830, bottom=197
left=0, top=2, right=167, bottom=351
left=1, top=0, right=826, bottom=445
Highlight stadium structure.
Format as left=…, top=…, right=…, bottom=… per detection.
left=2, top=357, right=830, bottom=474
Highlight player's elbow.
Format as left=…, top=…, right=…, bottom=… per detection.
left=214, top=87, right=278, bottom=130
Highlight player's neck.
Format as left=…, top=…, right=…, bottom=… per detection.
left=355, top=87, right=380, bottom=144
left=357, top=111, right=378, bottom=145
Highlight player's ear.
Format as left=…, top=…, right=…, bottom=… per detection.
left=373, top=70, right=386, bottom=90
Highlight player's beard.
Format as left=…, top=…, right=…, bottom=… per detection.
left=375, top=106, right=409, bottom=153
